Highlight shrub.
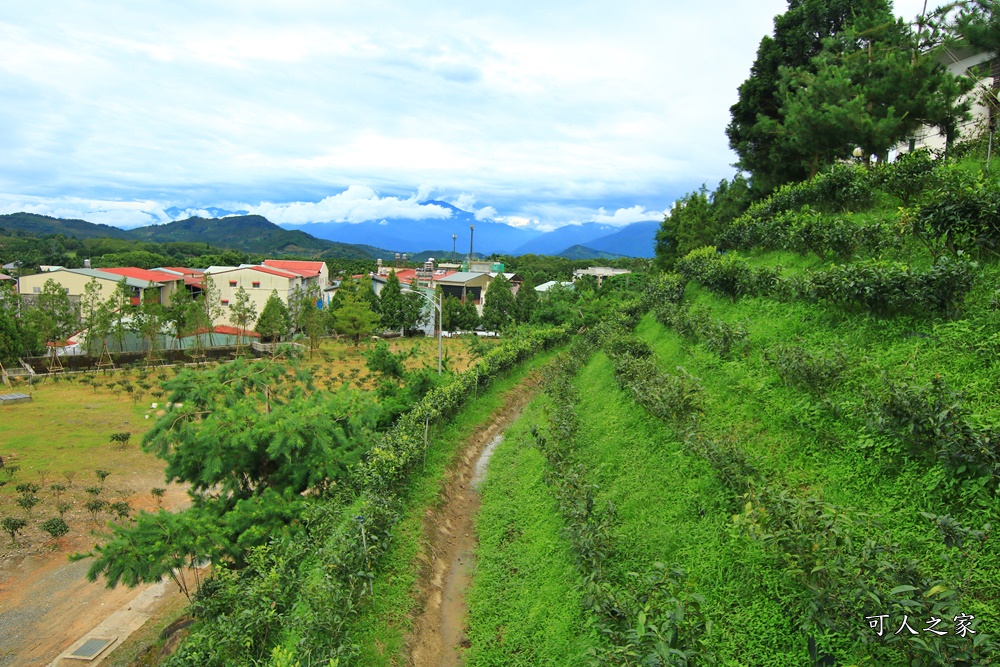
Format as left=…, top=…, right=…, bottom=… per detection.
left=912, top=166, right=1000, bottom=258
left=872, top=148, right=937, bottom=207
left=41, top=517, right=69, bottom=540
left=801, top=257, right=975, bottom=317
left=765, top=344, right=846, bottom=395
left=1, top=517, right=27, bottom=545
left=654, top=303, right=749, bottom=359
left=867, top=375, right=1000, bottom=482
left=676, top=247, right=781, bottom=301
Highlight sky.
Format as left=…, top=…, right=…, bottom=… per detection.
left=0, top=0, right=945, bottom=232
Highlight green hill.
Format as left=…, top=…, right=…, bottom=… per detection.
left=122, top=214, right=377, bottom=258
left=555, top=244, right=625, bottom=260
left=0, top=212, right=392, bottom=259
left=0, top=212, right=132, bottom=240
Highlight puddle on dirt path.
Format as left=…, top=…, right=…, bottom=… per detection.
left=409, top=380, right=536, bottom=667
left=472, top=434, right=503, bottom=491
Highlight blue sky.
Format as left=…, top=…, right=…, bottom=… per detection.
left=0, top=1, right=942, bottom=232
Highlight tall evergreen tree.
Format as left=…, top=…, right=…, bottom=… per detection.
left=481, top=274, right=516, bottom=332
left=379, top=270, right=406, bottom=334
left=255, top=290, right=291, bottom=343
left=334, top=291, right=379, bottom=345
left=727, top=0, right=893, bottom=193
left=515, top=277, right=538, bottom=323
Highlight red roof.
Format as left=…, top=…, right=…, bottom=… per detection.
left=263, top=259, right=325, bottom=277
left=191, top=326, right=261, bottom=338
left=102, top=267, right=178, bottom=283
left=156, top=267, right=203, bottom=277
left=251, top=265, right=301, bottom=279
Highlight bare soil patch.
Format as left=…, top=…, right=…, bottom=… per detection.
left=407, top=375, right=538, bottom=667
left=0, top=372, right=190, bottom=666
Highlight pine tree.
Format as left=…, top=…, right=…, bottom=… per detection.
left=379, top=270, right=405, bottom=334
left=515, top=278, right=538, bottom=323
left=481, top=274, right=516, bottom=332
left=255, top=290, right=291, bottom=343
left=334, top=292, right=380, bottom=345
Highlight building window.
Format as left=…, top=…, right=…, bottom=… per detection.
left=33, top=287, right=41, bottom=294
left=229, top=280, right=237, bottom=287
left=252, top=281, right=260, bottom=288
left=221, top=299, right=229, bottom=306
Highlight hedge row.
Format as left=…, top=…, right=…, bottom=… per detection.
left=531, top=329, right=713, bottom=666
left=676, top=247, right=975, bottom=317
left=718, top=209, right=899, bottom=260
left=653, top=302, right=749, bottom=359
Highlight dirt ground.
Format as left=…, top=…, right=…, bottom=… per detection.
left=407, top=376, right=538, bottom=667
left=0, top=475, right=188, bottom=667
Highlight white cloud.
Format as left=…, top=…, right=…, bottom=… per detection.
left=246, top=185, right=453, bottom=224
left=451, top=193, right=478, bottom=212
left=474, top=206, right=498, bottom=221
left=0, top=194, right=170, bottom=227
left=591, top=205, right=666, bottom=225
left=0, top=1, right=936, bottom=231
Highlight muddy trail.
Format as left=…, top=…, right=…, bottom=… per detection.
left=406, top=375, right=538, bottom=667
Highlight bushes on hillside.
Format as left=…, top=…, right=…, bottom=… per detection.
left=676, top=247, right=975, bottom=317
left=802, top=256, right=975, bottom=317
left=719, top=208, right=899, bottom=260
left=912, top=165, right=1000, bottom=259
left=654, top=303, right=749, bottom=359
left=867, top=375, right=1000, bottom=483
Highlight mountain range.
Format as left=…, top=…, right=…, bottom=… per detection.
left=0, top=205, right=659, bottom=259
left=282, top=201, right=659, bottom=258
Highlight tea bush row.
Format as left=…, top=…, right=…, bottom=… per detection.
left=867, top=375, right=1000, bottom=486
left=718, top=209, right=898, bottom=261
left=736, top=486, right=995, bottom=665
left=533, top=336, right=713, bottom=666
left=676, top=247, right=975, bottom=317
left=653, top=302, right=749, bottom=359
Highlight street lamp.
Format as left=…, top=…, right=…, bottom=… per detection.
left=402, top=287, right=443, bottom=375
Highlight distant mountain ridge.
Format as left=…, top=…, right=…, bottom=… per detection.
left=0, top=212, right=133, bottom=240
left=579, top=221, right=659, bottom=258
left=0, top=212, right=389, bottom=259
left=555, top=245, right=626, bottom=260
left=0, top=207, right=660, bottom=259
left=279, top=201, right=544, bottom=256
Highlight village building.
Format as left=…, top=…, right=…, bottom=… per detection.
left=17, top=268, right=182, bottom=307
left=204, top=265, right=305, bottom=327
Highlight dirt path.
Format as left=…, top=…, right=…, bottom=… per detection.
left=407, top=377, right=538, bottom=667
left=0, top=483, right=188, bottom=666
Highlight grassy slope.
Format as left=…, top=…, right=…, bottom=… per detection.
left=628, top=272, right=1000, bottom=663
left=572, top=348, right=804, bottom=665
left=465, top=393, right=594, bottom=666
left=346, top=348, right=563, bottom=666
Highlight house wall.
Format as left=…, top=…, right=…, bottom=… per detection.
left=18, top=271, right=121, bottom=307
left=907, top=50, right=995, bottom=154
left=208, top=268, right=302, bottom=327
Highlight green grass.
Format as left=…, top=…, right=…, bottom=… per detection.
left=465, top=393, right=594, bottom=666
left=345, top=347, right=563, bottom=666
left=626, top=279, right=1000, bottom=664
left=571, top=350, right=805, bottom=666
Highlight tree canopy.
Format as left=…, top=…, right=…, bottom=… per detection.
left=482, top=274, right=517, bottom=331
left=727, top=0, right=971, bottom=192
